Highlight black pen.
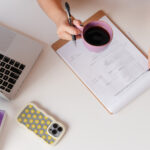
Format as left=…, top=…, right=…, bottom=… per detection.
left=65, top=2, right=76, bottom=46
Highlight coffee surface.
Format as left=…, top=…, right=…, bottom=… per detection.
left=84, top=26, right=110, bottom=46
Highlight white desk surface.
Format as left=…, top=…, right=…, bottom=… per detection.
left=0, top=0, right=150, bottom=150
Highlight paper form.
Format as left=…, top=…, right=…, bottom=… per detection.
left=57, top=16, right=150, bottom=113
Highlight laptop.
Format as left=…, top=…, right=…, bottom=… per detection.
left=0, top=25, right=43, bottom=100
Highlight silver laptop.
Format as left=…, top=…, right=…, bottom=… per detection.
left=0, top=25, right=43, bottom=100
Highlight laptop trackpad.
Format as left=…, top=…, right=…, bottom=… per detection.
left=0, top=26, right=16, bottom=52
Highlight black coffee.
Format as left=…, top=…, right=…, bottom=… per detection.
left=84, top=26, right=110, bottom=46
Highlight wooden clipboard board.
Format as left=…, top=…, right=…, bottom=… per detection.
left=51, top=10, right=147, bottom=114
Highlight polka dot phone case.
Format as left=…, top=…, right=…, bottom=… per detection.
left=17, top=103, right=65, bottom=145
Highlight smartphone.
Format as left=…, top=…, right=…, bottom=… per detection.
left=0, top=110, right=6, bottom=133
left=17, top=103, right=66, bottom=145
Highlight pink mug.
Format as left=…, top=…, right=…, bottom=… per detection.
left=76, top=21, right=113, bottom=52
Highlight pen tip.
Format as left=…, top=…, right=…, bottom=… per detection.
left=65, top=2, right=70, bottom=10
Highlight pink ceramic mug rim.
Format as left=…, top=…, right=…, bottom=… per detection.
left=80, top=21, right=113, bottom=48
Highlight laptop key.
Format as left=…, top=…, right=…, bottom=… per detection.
left=2, top=82, right=8, bottom=87
left=5, top=88, right=11, bottom=93
left=0, top=62, right=5, bottom=67
left=10, top=67, right=21, bottom=75
left=14, top=62, right=20, bottom=68
left=0, top=79, right=3, bottom=84
left=3, top=57, right=10, bottom=63
left=5, top=64, right=10, bottom=69
left=8, top=78, right=16, bottom=84
left=19, top=64, right=25, bottom=70
left=9, top=59, right=15, bottom=65
left=10, top=72, right=19, bottom=79
left=0, top=86, right=5, bottom=90
left=5, top=70, right=10, bottom=75
left=7, top=84, right=13, bottom=89
left=0, top=73, right=3, bottom=78
left=0, top=54, right=4, bottom=60
left=3, top=75, right=8, bottom=81
left=0, top=68, right=5, bottom=73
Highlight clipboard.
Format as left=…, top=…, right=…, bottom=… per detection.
left=51, top=10, right=148, bottom=114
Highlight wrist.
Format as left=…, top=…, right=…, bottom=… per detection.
left=54, top=11, right=68, bottom=27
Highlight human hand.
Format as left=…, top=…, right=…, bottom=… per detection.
left=56, top=16, right=82, bottom=40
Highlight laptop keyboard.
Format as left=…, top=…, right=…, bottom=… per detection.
left=0, top=54, right=25, bottom=93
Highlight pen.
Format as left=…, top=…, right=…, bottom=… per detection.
left=65, top=2, right=76, bottom=46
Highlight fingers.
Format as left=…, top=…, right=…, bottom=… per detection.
left=76, top=35, right=81, bottom=39
left=64, top=25, right=81, bottom=35
left=57, top=31, right=81, bottom=40
left=57, top=31, right=72, bottom=40
left=56, top=18, right=82, bottom=41
left=73, top=19, right=82, bottom=26
left=57, top=26, right=80, bottom=40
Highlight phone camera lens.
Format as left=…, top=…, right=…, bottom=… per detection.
left=53, top=123, right=58, bottom=128
left=52, top=130, right=57, bottom=135
left=58, top=127, right=63, bottom=132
